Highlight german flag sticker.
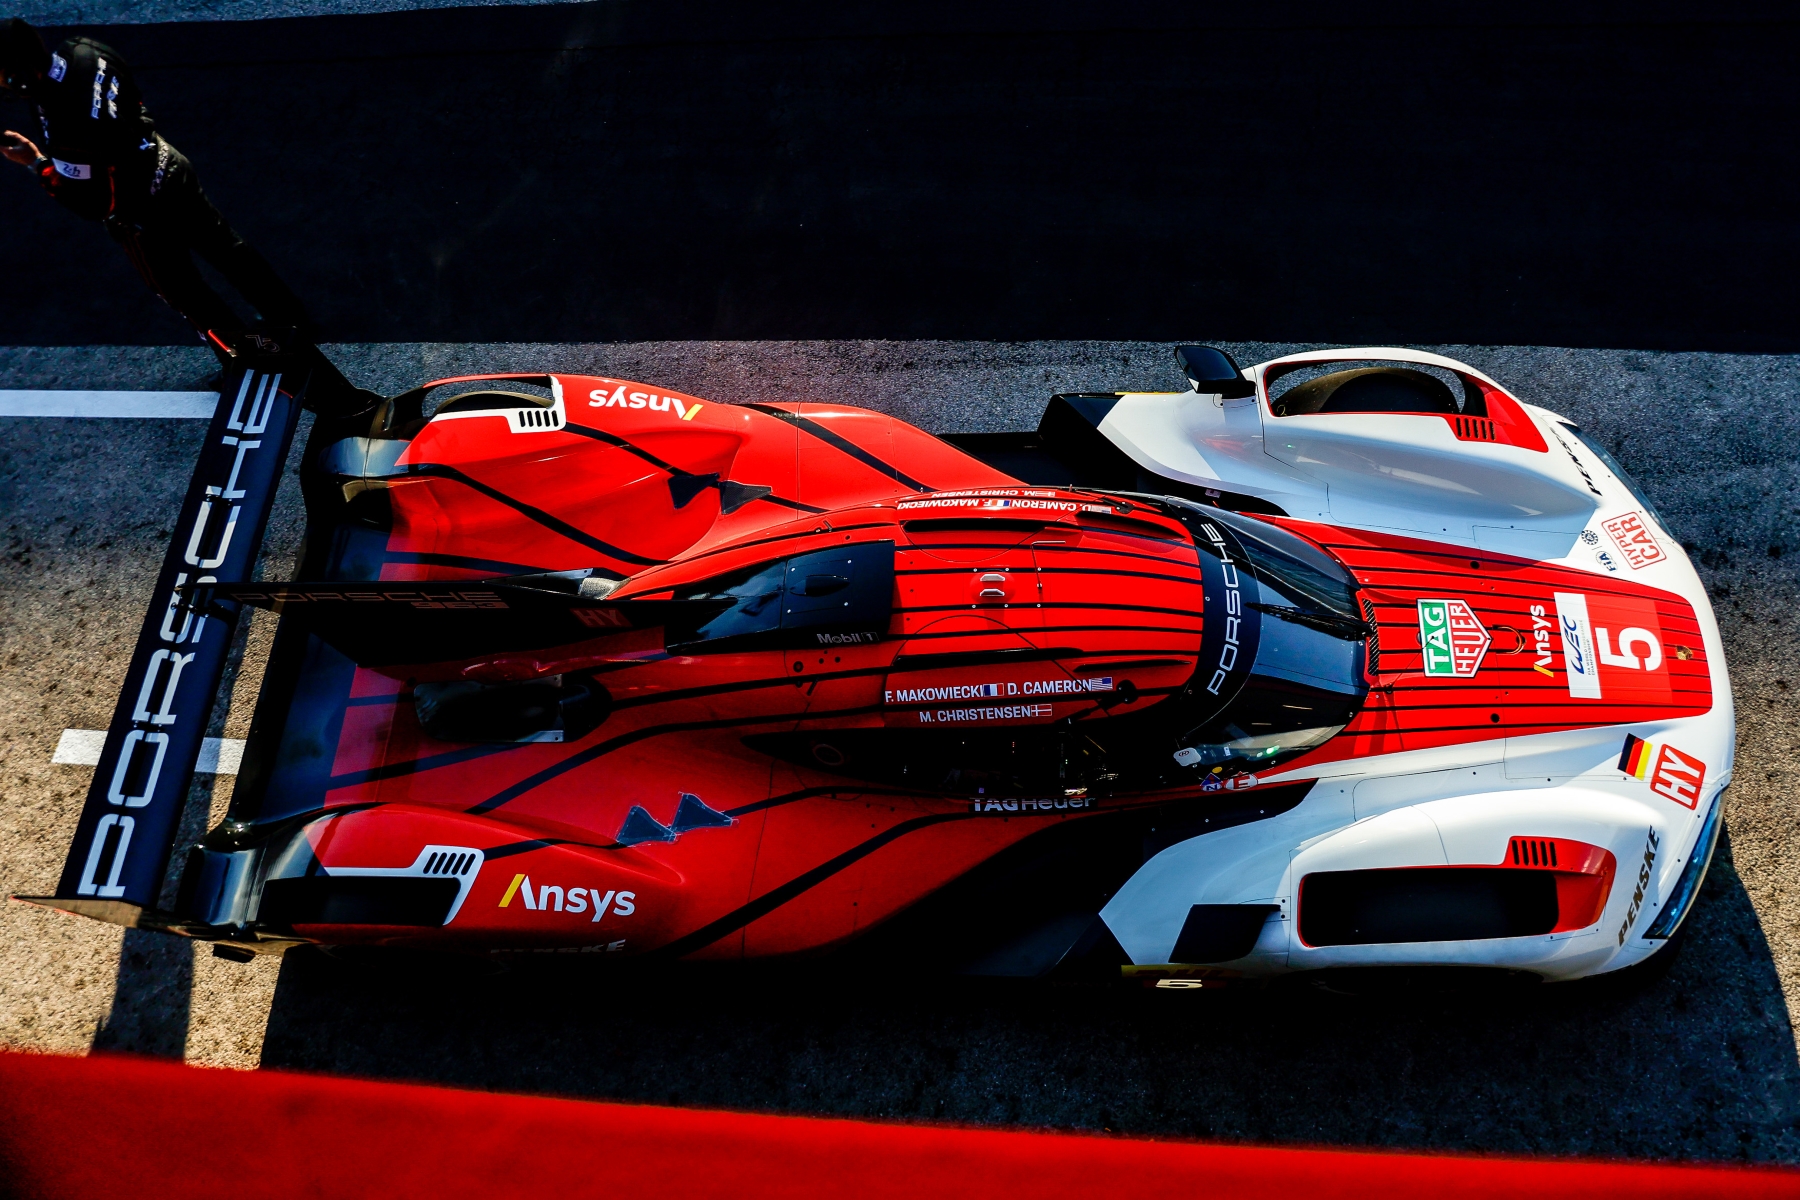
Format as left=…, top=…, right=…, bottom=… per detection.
left=1618, top=734, right=1656, bottom=778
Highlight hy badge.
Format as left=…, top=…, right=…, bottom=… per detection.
left=1618, top=734, right=1706, bottom=809
left=1417, top=598, right=1490, bottom=678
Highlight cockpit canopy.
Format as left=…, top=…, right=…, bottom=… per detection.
left=666, top=541, right=895, bottom=650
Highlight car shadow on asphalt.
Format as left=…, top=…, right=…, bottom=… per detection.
left=250, top=834, right=1800, bottom=1162
left=92, top=929, right=192, bottom=1058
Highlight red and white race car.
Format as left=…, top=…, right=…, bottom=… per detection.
left=28, top=345, right=1729, bottom=986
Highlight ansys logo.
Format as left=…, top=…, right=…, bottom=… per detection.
left=1417, top=598, right=1491, bottom=678
left=498, top=875, right=636, bottom=921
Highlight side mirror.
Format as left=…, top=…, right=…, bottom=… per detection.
left=1175, top=345, right=1255, bottom=399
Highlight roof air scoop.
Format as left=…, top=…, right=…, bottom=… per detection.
left=1175, top=346, right=1255, bottom=399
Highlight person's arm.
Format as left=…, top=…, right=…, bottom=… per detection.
left=1, top=129, right=54, bottom=197
left=1, top=128, right=45, bottom=166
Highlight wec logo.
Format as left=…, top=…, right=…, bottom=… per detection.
left=1554, top=592, right=1664, bottom=700
left=498, top=874, right=636, bottom=922
left=1416, top=598, right=1490, bottom=678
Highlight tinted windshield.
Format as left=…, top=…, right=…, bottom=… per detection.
left=1561, top=422, right=1671, bottom=534
left=670, top=559, right=788, bottom=643
left=1165, top=502, right=1369, bottom=779
left=666, top=541, right=896, bottom=649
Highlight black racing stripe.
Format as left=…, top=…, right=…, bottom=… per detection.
left=646, top=810, right=979, bottom=959
left=1342, top=557, right=1702, bottom=606
left=1325, top=546, right=1614, bottom=577
left=326, top=741, right=522, bottom=790
left=902, top=541, right=1188, bottom=569
left=896, top=564, right=1201, bottom=588
left=482, top=779, right=1030, bottom=868
left=1037, top=566, right=1200, bottom=585
left=677, top=520, right=897, bottom=567
left=561, top=419, right=685, bottom=472
left=722, top=783, right=923, bottom=819
left=902, top=600, right=1201, bottom=620
left=602, top=642, right=1194, bottom=715
left=891, top=645, right=1083, bottom=671
left=404, top=463, right=666, bottom=566
left=464, top=704, right=887, bottom=814
left=746, top=403, right=932, bottom=492
left=1331, top=713, right=1697, bottom=739
left=382, top=550, right=552, bottom=577
left=1380, top=666, right=1711, bottom=685
left=482, top=836, right=622, bottom=859
left=1369, top=699, right=1712, bottom=715
left=1065, top=525, right=1187, bottom=547
left=562, top=420, right=825, bottom=514
left=755, top=494, right=831, bottom=514
left=481, top=784, right=937, bottom=862
left=344, top=692, right=414, bottom=707
left=349, top=639, right=1203, bottom=797
left=898, top=622, right=1200, bottom=642
left=607, top=666, right=891, bottom=714
left=584, top=653, right=674, bottom=675
left=1361, top=577, right=1604, bottom=604
left=1073, top=657, right=1192, bottom=672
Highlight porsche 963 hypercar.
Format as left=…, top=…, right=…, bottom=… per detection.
left=24, top=344, right=1730, bottom=985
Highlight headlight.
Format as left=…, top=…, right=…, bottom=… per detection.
left=1644, top=789, right=1725, bottom=940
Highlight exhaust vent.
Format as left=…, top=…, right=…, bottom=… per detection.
left=1451, top=415, right=1497, bottom=442
left=1508, top=837, right=1558, bottom=867
left=423, top=850, right=479, bottom=876
left=1362, top=598, right=1381, bottom=674
left=512, top=405, right=564, bottom=431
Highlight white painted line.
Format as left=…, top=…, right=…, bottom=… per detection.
left=0, top=390, right=219, bottom=418
left=54, top=728, right=245, bottom=775
left=51, top=728, right=107, bottom=765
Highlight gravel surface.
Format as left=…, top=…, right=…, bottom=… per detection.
left=2, top=339, right=1797, bottom=1159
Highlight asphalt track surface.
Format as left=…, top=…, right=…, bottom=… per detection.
left=3, top=0, right=1800, bottom=1164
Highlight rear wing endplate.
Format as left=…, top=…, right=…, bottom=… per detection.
left=21, top=352, right=312, bottom=926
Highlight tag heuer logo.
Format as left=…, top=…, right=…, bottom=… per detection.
left=1417, top=598, right=1490, bottom=678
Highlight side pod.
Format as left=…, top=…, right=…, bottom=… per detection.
left=17, top=349, right=315, bottom=928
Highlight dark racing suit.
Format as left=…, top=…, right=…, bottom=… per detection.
left=26, top=36, right=315, bottom=347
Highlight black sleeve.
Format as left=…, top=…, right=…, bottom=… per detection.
left=51, top=38, right=150, bottom=164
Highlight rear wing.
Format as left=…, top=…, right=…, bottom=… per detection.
left=20, top=350, right=313, bottom=926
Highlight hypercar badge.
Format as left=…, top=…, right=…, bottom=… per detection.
left=1417, top=598, right=1490, bottom=678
